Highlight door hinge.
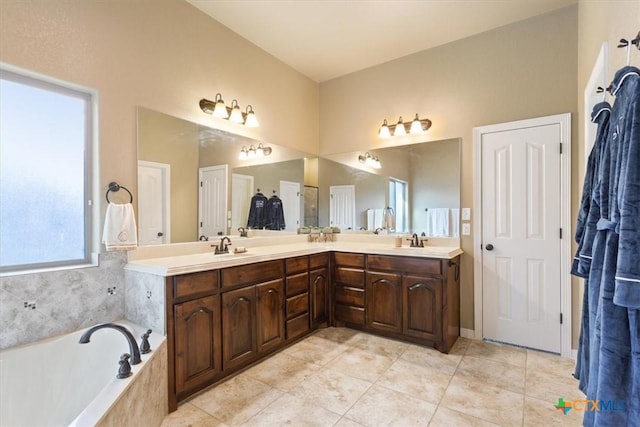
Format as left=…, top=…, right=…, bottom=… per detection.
left=559, top=143, right=563, bottom=154
left=560, top=313, right=563, bottom=324
left=560, top=228, right=563, bottom=239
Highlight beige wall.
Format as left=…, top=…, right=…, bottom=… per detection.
left=575, top=0, right=640, bottom=347
left=0, top=0, right=319, bottom=227
left=320, top=6, right=579, bottom=331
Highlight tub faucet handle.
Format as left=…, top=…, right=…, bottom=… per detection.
left=117, top=353, right=132, bottom=379
left=140, top=329, right=152, bottom=354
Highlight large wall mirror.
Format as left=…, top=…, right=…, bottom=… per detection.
left=137, top=107, right=460, bottom=246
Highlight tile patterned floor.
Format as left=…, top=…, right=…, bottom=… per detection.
left=161, top=328, right=584, bottom=426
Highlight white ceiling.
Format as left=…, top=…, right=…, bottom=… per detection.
left=186, top=0, right=577, bottom=82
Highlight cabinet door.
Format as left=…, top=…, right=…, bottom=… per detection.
left=222, top=286, right=257, bottom=370
left=402, top=275, right=443, bottom=341
left=310, top=267, right=329, bottom=326
left=174, top=295, right=221, bottom=394
left=256, top=279, right=285, bottom=353
left=366, top=271, right=402, bottom=333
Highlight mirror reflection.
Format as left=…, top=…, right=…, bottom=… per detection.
left=136, top=107, right=460, bottom=246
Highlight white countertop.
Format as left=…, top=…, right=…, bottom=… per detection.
left=124, top=241, right=463, bottom=277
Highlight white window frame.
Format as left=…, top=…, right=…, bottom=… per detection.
left=0, top=63, right=99, bottom=275
left=389, top=177, right=408, bottom=233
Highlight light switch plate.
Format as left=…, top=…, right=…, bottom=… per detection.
left=462, top=223, right=471, bottom=235
left=461, top=208, right=471, bottom=221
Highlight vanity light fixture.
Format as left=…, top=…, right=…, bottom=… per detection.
left=239, top=143, right=272, bottom=160
left=358, top=152, right=382, bottom=169
left=199, top=95, right=259, bottom=127
left=378, top=113, right=432, bottom=138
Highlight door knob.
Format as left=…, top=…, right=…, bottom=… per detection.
left=157, top=232, right=164, bottom=237
left=485, top=243, right=494, bottom=251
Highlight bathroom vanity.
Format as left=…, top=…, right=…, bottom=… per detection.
left=125, top=240, right=462, bottom=411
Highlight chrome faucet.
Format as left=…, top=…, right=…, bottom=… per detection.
left=374, top=227, right=383, bottom=235
left=214, top=236, right=232, bottom=254
left=79, top=323, right=142, bottom=365
left=237, top=227, right=248, bottom=237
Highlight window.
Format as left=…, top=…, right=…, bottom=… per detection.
left=0, top=66, right=95, bottom=273
left=389, top=178, right=408, bottom=233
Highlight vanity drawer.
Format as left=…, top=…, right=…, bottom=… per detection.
left=334, top=268, right=364, bottom=288
left=286, top=313, right=310, bottom=339
left=334, top=304, right=365, bottom=325
left=286, top=256, right=309, bottom=275
left=367, top=255, right=442, bottom=276
left=173, top=270, right=219, bottom=299
left=334, top=252, right=365, bottom=268
left=310, top=253, right=330, bottom=269
left=286, top=272, right=309, bottom=296
left=222, top=260, right=285, bottom=288
left=335, top=286, right=364, bottom=307
left=286, top=293, right=309, bottom=319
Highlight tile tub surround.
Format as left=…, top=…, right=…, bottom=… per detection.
left=162, top=328, right=584, bottom=427
left=0, top=252, right=126, bottom=350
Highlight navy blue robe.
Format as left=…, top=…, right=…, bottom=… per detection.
left=584, top=66, right=640, bottom=427
left=573, top=102, right=612, bottom=394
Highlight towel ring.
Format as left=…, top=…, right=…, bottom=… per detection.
left=105, top=182, right=133, bottom=203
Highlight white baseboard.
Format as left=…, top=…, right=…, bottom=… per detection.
left=460, top=328, right=475, bottom=339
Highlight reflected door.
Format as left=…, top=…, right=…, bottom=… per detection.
left=232, top=173, right=254, bottom=230
left=481, top=122, right=561, bottom=353
left=199, top=165, right=227, bottom=237
left=280, top=180, right=300, bottom=232
left=329, top=185, right=356, bottom=231
left=137, top=160, right=170, bottom=245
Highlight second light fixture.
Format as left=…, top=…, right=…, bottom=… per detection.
left=378, top=114, right=432, bottom=138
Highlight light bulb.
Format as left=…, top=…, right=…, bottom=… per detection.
left=244, top=105, right=259, bottom=127
left=394, top=117, right=406, bottom=136
left=410, top=114, right=422, bottom=134
left=212, top=93, right=229, bottom=119
left=256, top=143, right=264, bottom=157
left=379, top=119, right=391, bottom=138
left=229, top=100, right=244, bottom=123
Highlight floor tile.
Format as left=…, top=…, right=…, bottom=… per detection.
left=287, top=367, right=373, bottom=415
left=376, top=358, right=452, bottom=405
left=243, top=351, right=322, bottom=391
left=456, top=355, right=525, bottom=394
left=429, top=406, right=500, bottom=427
left=240, top=393, right=341, bottom=426
left=448, top=336, right=472, bottom=356
left=161, top=402, right=228, bottom=427
left=526, top=349, right=577, bottom=379
left=523, top=395, right=584, bottom=426
left=349, top=332, right=409, bottom=360
left=399, top=343, right=462, bottom=375
left=525, top=369, right=584, bottom=402
left=333, top=417, right=366, bottom=427
left=188, top=374, right=282, bottom=425
left=465, top=340, right=527, bottom=368
left=327, top=347, right=395, bottom=382
left=283, top=334, right=350, bottom=365
left=312, top=326, right=363, bottom=344
left=440, top=375, right=524, bottom=426
left=344, top=384, right=437, bottom=426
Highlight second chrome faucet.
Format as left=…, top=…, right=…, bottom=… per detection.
left=213, top=236, right=232, bottom=254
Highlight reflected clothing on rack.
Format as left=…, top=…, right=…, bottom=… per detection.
left=582, top=66, right=640, bottom=427
left=573, top=101, right=612, bottom=394
left=247, top=192, right=268, bottom=229
left=266, top=195, right=285, bottom=230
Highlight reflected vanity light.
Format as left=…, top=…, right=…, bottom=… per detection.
left=199, top=95, right=259, bottom=127
left=358, top=152, right=382, bottom=169
left=378, top=113, right=431, bottom=138
left=239, top=143, right=272, bottom=160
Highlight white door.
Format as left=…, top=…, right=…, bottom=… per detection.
left=280, top=180, right=300, bottom=232
left=231, top=173, right=254, bottom=231
left=329, top=185, right=356, bottom=231
left=199, top=165, right=227, bottom=238
left=137, top=161, right=170, bottom=245
left=480, top=122, right=562, bottom=353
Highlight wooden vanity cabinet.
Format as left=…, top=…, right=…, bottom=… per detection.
left=166, top=270, right=221, bottom=406
left=333, top=252, right=366, bottom=326
left=221, top=260, right=285, bottom=371
left=310, top=253, right=330, bottom=327
left=285, top=256, right=310, bottom=339
left=364, top=254, right=460, bottom=352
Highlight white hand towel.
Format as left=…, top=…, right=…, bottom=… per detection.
left=102, top=203, right=138, bottom=251
left=450, top=208, right=460, bottom=237
left=425, top=208, right=450, bottom=237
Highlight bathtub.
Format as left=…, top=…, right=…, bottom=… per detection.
left=0, top=320, right=166, bottom=427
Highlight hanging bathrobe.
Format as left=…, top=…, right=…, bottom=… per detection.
left=573, top=102, right=612, bottom=393
left=584, top=66, right=640, bottom=427
left=612, top=68, right=640, bottom=424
